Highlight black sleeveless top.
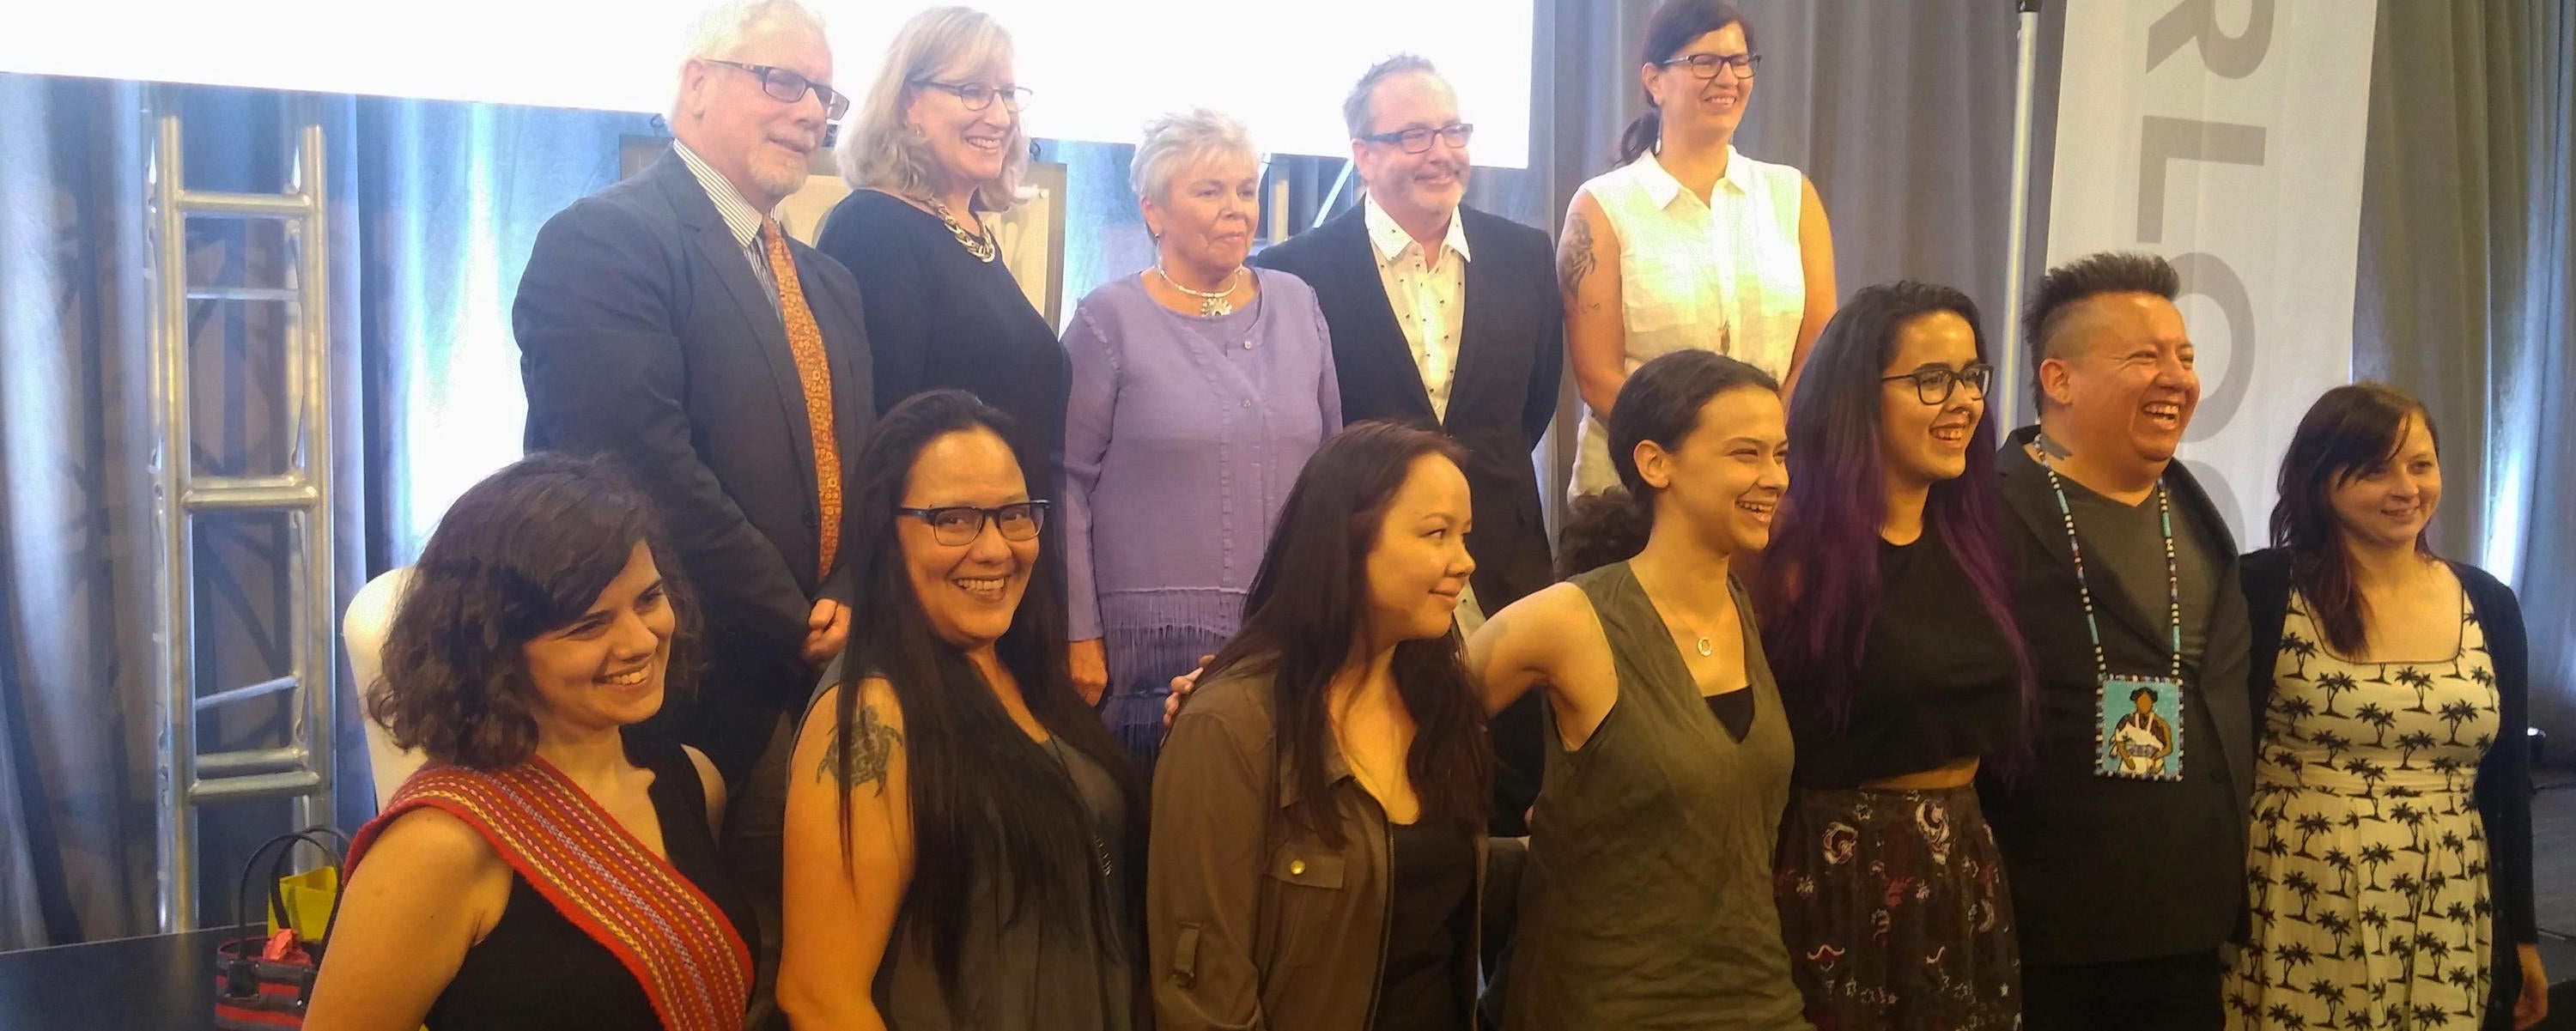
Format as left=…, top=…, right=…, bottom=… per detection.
left=424, top=728, right=756, bottom=1031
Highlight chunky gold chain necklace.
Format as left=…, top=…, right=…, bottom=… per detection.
left=927, top=197, right=996, bottom=263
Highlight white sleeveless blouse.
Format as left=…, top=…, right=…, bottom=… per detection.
left=1571, top=147, right=1807, bottom=496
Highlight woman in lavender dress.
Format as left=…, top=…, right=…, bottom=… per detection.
left=1062, top=107, right=1341, bottom=773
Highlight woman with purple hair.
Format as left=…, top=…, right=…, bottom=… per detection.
left=1752, top=282, right=2036, bottom=1029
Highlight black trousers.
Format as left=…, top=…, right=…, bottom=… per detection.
left=2022, top=952, right=2226, bottom=1031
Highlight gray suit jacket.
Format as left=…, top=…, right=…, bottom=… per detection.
left=515, top=149, right=874, bottom=779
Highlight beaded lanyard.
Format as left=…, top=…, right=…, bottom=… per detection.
left=2041, top=465, right=2184, bottom=682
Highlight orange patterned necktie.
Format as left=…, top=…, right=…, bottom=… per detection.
left=760, top=217, right=841, bottom=579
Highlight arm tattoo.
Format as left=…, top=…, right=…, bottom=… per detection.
left=816, top=704, right=904, bottom=795
left=1558, top=215, right=1598, bottom=298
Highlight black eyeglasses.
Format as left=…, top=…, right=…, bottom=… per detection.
left=897, top=500, right=1050, bottom=546
left=1661, top=52, right=1762, bottom=80
left=705, top=59, right=850, bottom=119
left=1881, top=363, right=1993, bottom=405
left=1360, top=122, right=1475, bottom=155
left=912, top=80, right=1034, bottom=113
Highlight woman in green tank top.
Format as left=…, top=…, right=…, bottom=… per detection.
left=1467, top=349, right=1808, bottom=1029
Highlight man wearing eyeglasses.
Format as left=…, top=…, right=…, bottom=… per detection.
left=513, top=4, right=869, bottom=1018
left=1252, top=54, right=1564, bottom=840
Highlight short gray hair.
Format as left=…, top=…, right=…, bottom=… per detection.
left=1341, top=54, right=1444, bottom=139
left=1130, top=108, right=1257, bottom=204
left=672, top=1, right=828, bottom=121
left=835, top=6, right=1029, bottom=212
left=683, top=0, right=826, bottom=62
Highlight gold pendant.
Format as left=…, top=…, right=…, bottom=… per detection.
left=1200, top=295, right=1233, bottom=318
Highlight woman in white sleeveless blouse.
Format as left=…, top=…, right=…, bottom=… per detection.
left=1559, top=0, right=1838, bottom=497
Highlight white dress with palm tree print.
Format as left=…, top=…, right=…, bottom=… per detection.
left=2225, top=588, right=2498, bottom=1030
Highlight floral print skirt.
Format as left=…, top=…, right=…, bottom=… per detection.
left=1772, top=783, right=2022, bottom=1030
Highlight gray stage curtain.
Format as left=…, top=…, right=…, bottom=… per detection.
left=2354, top=0, right=2576, bottom=741
left=0, top=75, right=162, bottom=951
left=0, top=73, right=648, bottom=946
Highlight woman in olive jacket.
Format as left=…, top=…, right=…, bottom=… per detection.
left=1148, top=421, right=1498, bottom=1031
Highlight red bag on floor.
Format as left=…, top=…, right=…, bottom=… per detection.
left=213, top=828, right=346, bottom=1030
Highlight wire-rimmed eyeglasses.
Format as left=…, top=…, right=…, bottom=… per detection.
left=913, top=80, right=1034, bottom=113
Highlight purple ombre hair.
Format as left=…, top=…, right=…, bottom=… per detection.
left=1754, top=282, right=2036, bottom=738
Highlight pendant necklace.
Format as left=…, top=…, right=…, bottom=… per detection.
left=1157, top=262, right=1243, bottom=318
left=1662, top=596, right=1720, bottom=656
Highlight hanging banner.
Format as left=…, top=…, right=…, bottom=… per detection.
left=2044, top=0, right=2378, bottom=541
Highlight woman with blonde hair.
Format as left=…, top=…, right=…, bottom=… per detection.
left=817, top=6, right=1066, bottom=509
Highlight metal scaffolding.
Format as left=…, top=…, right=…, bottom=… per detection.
left=144, top=95, right=337, bottom=933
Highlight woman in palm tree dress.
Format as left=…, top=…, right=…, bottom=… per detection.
left=2228, top=386, right=2546, bottom=1030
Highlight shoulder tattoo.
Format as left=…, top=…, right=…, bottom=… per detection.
left=1558, top=215, right=1597, bottom=297
left=816, top=702, right=904, bottom=795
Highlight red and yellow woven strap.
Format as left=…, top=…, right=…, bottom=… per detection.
left=350, top=759, right=750, bottom=1031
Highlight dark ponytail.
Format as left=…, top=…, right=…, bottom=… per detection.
left=1615, top=112, right=1664, bottom=168
left=1558, top=350, right=1778, bottom=575
left=1559, top=488, right=1653, bottom=578
left=1618, top=0, right=1755, bottom=167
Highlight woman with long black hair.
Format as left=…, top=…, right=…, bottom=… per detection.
left=1752, top=282, right=2036, bottom=1028
left=777, top=390, right=1144, bottom=1031
left=1147, top=421, right=1493, bottom=1031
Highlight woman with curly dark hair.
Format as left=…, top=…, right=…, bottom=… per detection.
left=308, top=454, right=755, bottom=1031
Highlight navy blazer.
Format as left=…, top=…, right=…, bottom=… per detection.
left=515, top=149, right=875, bottom=779
left=1982, top=426, right=2257, bottom=965
left=2239, top=548, right=2537, bottom=1027
left=1253, top=203, right=1565, bottom=839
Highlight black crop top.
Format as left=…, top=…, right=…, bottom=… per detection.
left=1777, top=530, right=2021, bottom=787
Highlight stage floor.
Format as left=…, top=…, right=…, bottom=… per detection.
left=2539, top=766, right=2575, bottom=938
left=2537, top=765, right=2574, bottom=1031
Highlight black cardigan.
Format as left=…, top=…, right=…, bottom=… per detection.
left=2239, top=548, right=2537, bottom=1025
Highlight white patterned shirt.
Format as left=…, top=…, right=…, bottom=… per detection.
left=1363, top=195, right=1485, bottom=631
left=1364, top=194, right=1473, bottom=421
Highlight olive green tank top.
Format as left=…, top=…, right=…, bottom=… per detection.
left=1500, top=563, right=1807, bottom=1030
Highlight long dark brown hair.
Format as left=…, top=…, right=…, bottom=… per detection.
left=2269, top=383, right=2442, bottom=656
left=832, top=390, right=1141, bottom=1006
left=1619, top=0, right=1754, bottom=167
left=1191, top=421, right=1493, bottom=844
